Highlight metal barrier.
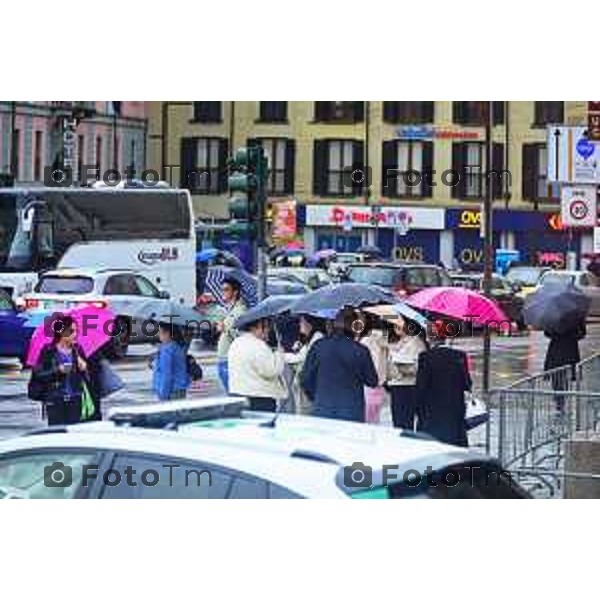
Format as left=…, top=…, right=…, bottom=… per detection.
left=484, top=353, right=600, bottom=498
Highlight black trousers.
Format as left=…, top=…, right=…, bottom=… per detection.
left=46, top=399, right=82, bottom=426
left=390, top=385, right=417, bottom=430
left=247, top=397, right=277, bottom=412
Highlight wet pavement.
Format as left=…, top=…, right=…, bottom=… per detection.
left=0, top=325, right=599, bottom=442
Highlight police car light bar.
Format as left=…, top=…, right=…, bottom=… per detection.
left=108, top=397, right=247, bottom=428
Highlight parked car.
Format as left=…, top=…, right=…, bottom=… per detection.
left=265, top=276, right=310, bottom=296
left=537, top=270, right=600, bottom=318
left=506, top=266, right=551, bottom=298
left=0, top=398, right=528, bottom=499
left=23, top=268, right=173, bottom=358
left=345, top=263, right=453, bottom=299
left=268, top=267, right=332, bottom=290
left=450, top=273, right=526, bottom=329
left=0, top=289, right=41, bottom=362
left=328, top=252, right=368, bottom=280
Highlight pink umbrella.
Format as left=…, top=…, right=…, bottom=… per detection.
left=406, top=286, right=509, bottom=327
left=26, top=305, right=117, bottom=367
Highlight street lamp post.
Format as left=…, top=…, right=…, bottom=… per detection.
left=9, top=101, right=18, bottom=180
left=482, top=101, right=494, bottom=399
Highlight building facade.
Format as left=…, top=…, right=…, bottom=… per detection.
left=0, top=101, right=147, bottom=186
left=147, top=101, right=591, bottom=269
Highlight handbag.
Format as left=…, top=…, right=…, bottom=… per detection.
left=187, top=355, right=203, bottom=381
left=465, top=392, right=489, bottom=430
left=27, top=376, right=47, bottom=402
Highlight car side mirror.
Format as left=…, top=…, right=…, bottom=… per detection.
left=157, top=290, right=170, bottom=299
left=511, top=283, right=522, bottom=293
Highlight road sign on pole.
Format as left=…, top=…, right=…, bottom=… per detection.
left=547, top=126, right=600, bottom=184
left=560, top=185, right=598, bottom=228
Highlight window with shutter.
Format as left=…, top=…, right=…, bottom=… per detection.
left=180, top=137, right=227, bottom=194
left=313, top=139, right=361, bottom=196
left=381, top=140, right=432, bottom=198
left=247, top=138, right=294, bottom=195
left=314, top=101, right=364, bottom=123
left=522, top=143, right=559, bottom=203
left=453, top=102, right=502, bottom=126
left=259, top=102, right=287, bottom=122
left=533, top=102, right=564, bottom=127
left=383, top=102, right=434, bottom=124
left=192, top=102, right=222, bottom=123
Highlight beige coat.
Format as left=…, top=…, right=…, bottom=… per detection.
left=360, top=330, right=388, bottom=387
left=386, top=335, right=426, bottom=387
left=228, top=332, right=288, bottom=400
left=216, top=299, right=247, bottom=359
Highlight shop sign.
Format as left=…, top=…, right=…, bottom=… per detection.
left=305, top=204, right=444, bottom=230
left=396, top=126, right=482, bottom=141
left=271, top=199, right=297, bottom=241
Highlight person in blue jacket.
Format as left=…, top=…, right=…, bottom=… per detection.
left=301, top=309, right=378, bottom=422
left=153, top=322, right=191, bottom=401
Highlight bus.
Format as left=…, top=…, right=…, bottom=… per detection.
left=0, top=184, right=196, bottom=305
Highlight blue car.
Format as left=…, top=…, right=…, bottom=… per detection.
left=0, top=289, right=41, bottom=363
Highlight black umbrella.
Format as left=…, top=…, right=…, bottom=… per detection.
left=290, top=283, right=394, bottom=317
left=356, top=244, right=383, bottom=256
left=234, top=295, right=298, bottom=330
left=524, top=283, right=591, bottom=335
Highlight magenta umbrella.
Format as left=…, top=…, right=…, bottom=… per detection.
left=406, top=286, right=509, bottom=327
left=26, top=305, right=117, bottom=367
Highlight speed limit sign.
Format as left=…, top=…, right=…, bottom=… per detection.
left=561, top=186, right=598, bottom=227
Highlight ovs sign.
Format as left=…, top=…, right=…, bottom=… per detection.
left=459, top=210, right=481, bottom=228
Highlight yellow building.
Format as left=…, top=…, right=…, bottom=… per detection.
left=147, top=101, right=591, bottom=269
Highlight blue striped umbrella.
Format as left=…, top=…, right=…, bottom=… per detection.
left=204, top=266, right=258, bottom=307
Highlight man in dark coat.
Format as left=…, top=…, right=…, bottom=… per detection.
left=543, top=322, right=586, bottom=371
left=301, top=315, right=378, bottom=423
left=544, top=321, right=586, bottom=411
left=415, top=321, right=472, bottom=447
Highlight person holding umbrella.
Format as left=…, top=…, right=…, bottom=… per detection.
left=385, top=317, right=427, bottom=430
left=216, top=277, right=247, bottom=392
left=301, top=308, right=378, bottom=423
left=29, top=316, right=89, bottom=426
left=415, top=319, right=472, bottom=447
left=228, top=317, right=288, bottom=412
left=285, top=315, right=327, bottom=415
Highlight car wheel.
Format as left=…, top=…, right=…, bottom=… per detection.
left=107, top=317, right=130, bottom=360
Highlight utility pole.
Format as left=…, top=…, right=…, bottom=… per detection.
left=9, top=101, right=18, bottom=180
left=482, top=101, right=494, bottom=399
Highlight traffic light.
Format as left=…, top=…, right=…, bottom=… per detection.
left=226, top=146, right=268, bottom=242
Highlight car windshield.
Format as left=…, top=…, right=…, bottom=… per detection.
left=347, top=266, right=399, bottom=287
left=37, top=276, right=94, bottom=294
left=506, top=267, right=544, bottom=286
left=337, top=255, right=359, bottom=264
left=541, top=272, right=576, bottom=286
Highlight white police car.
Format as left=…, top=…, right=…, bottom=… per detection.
left=0, top=398, right=527, bottom=499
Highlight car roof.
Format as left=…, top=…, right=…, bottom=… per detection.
left=0, top=400, right=492, bottom=497
left=39, top=268, right=137, bottom=278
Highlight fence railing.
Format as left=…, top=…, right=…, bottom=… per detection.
left=484, top=352, right=600, bottom=498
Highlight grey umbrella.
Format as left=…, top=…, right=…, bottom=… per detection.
left=524, top=282, right=591, bottom=335
left=234, top=295, right=298, bottom=330
left=290, top=283, right=394, bottom=317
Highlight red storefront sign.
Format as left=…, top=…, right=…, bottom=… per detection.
left=588, top=102, right=600, bottom=141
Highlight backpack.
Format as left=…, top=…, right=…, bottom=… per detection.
left=187, top=355, right=203, bottom=381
